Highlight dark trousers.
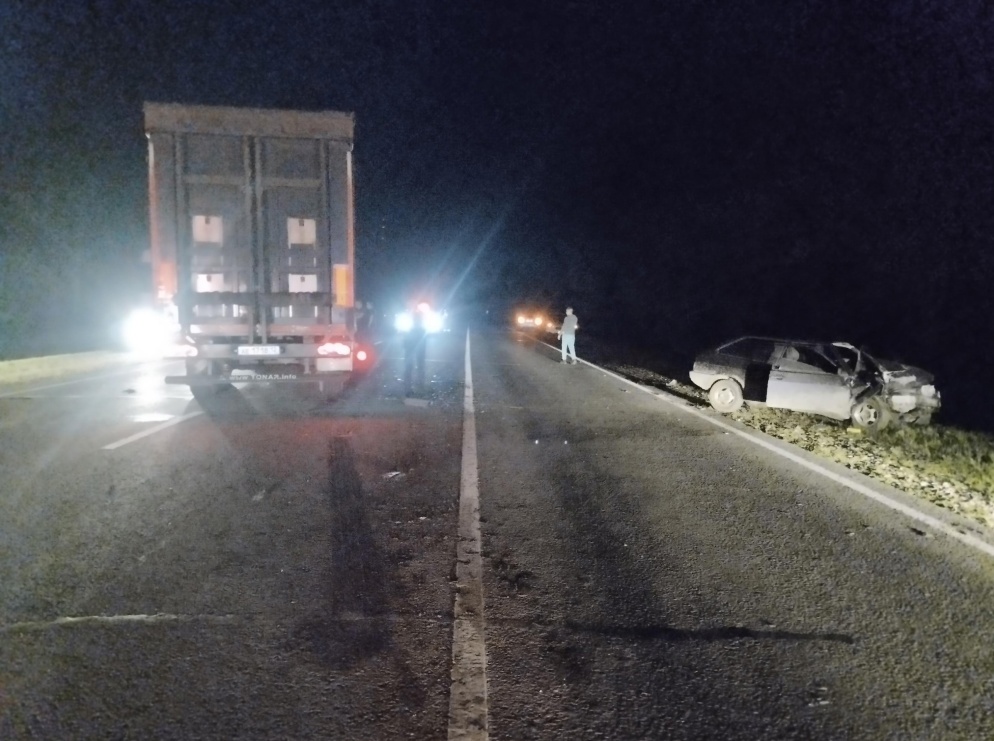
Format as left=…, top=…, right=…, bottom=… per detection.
left=404, top=334, right=427, bottom=393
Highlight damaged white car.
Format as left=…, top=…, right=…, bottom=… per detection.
left=689, top=337, right=940, bottom=430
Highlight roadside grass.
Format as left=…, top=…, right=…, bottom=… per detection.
left=878, top=424, right=994, bottom=506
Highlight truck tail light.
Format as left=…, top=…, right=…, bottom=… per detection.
left=317, top=342, right=351, bottom=357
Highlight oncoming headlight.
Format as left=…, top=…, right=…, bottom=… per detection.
left=425, top=310, right=444, bottom=334
left=123, top=308, right=178, bottom=356
left=395, top=312, right=414, bottom=332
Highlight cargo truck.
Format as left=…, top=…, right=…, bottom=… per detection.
left=143, top=102, right=359, bottom=398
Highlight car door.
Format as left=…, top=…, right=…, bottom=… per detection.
left=765, top=344, right=852, bottom=420
left=712, top=338, right=776, bottom=401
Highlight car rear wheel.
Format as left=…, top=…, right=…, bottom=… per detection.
left=708, top=378, right=744, bottom=413
left=850, top=395, right=891, bottom=431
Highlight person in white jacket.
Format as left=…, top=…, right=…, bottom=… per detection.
left=557, top=307, right=579, bottom=364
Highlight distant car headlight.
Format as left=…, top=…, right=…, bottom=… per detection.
left=516, top=315, right=526, bottom=325
left=395, top=312, right=414, bottom=332
left=535, top=316, right=544, bottom=326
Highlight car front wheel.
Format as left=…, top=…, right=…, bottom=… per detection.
left=708, top=378, right=744, bottom=413
left=850, top=395, right=891, bottom=431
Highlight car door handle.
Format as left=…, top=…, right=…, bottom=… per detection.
left=771, top=373, right=785, bottom=380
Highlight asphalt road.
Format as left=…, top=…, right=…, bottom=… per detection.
left=0, top=327, right=992, bottom=740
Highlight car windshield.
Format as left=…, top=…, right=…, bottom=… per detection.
left=830, top=344, right=880, bottom=375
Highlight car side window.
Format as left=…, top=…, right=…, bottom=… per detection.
left=723, top=338, right=775, bottom=362
left=779, top=344, right=838, bottom=375
left=802, top=347, right=840, bottom=374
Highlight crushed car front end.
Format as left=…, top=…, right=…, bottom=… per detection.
left=876, top=360, right=942, bottom=424
left=831, top=343, right=941, bottom=426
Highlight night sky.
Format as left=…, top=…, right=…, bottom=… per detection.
left=2, top=1, right=993, bottom=428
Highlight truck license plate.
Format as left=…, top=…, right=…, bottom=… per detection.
left=236, top=345, right=281, bottom=356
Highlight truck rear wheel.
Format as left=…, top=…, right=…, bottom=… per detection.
left=319, top=376, right=349, bottom=402
left=186, top=359, right=230, bottom=400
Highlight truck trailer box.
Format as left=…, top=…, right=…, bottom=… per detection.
left=143, top=102, right=357, bottom=391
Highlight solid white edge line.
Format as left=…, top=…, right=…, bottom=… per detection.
left=448, top=329, right=489, bottom=741
left=1, top=613, right=239, bottom=632
left=0, top=613, right=459, bottom=634
left=548, top=342, right=994, bottom=561
left=102, top=411, right=203, bottom=450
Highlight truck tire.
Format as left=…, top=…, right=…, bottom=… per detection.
left=708, top=378, right=744, bottom=413
left=186, top=359, right=230, bottom=401
left=320, top=376, right=349, bottom=402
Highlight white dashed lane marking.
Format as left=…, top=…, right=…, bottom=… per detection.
left=102, top=412, right=203, bottom=451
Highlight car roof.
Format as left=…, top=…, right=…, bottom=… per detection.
left=717, top=336, right=856, bottom=351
